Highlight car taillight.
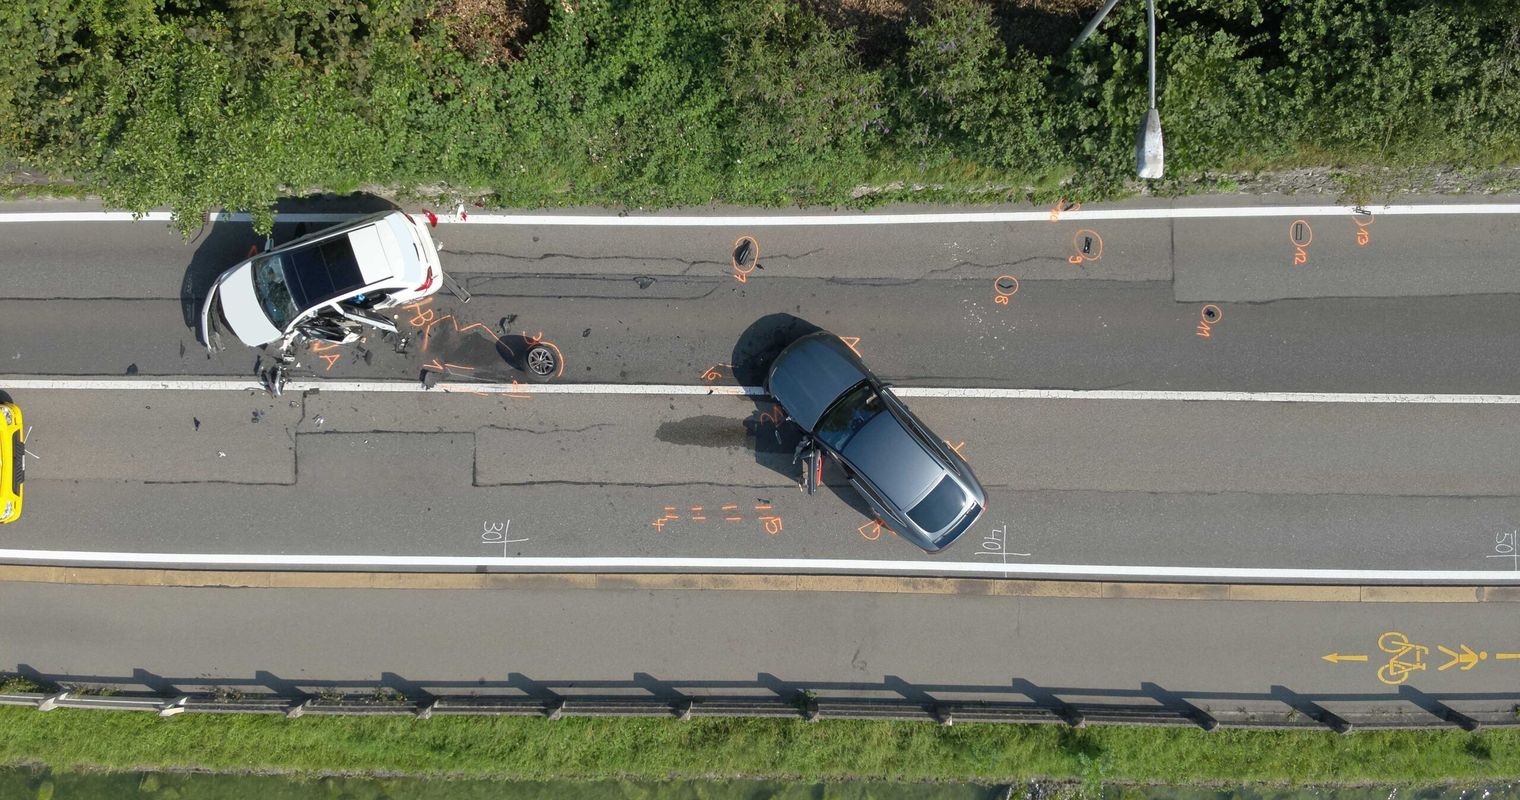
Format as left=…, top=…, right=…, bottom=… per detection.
left=415, top=267, right=435, bottom=293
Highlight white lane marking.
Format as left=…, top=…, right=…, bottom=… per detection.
left=0, top=548, right=1513, bottom=582
left=4, top=378, right=1520, bottom=405
left=4, top=203, right=1520, bottom=227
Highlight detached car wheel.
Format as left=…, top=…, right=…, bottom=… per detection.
left=523, top=344, right=558, bottom=383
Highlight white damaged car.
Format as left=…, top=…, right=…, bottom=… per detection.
left=199, top=211, right=445, bottom=351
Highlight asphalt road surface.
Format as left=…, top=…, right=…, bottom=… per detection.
left=4, top=580, right=1520, bottom=720
left=3, top=196, right=1519, bottom=579
left=4, top=196, right=1520, bottom=706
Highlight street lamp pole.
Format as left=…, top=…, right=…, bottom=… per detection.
left=1135, top=0, right=1165, bottom=179
left=1068, top=0, right=1165, bottom=179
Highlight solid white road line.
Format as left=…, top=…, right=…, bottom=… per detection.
left=3, top=203, right=1520, bottom=226
left=5, top=377, right=1520, bottom=405
left=0, top=548, right=1513, bottom=582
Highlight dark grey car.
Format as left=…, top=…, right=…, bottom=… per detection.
left=766, top=331, right=986, bottom=553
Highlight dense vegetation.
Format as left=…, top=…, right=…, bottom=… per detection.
left=7, top=707, right=1520, bottom=785
left=2, top=0, right=1517, bottom=232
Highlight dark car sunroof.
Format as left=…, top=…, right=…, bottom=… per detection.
left=285, top=237, right=364, bottom=309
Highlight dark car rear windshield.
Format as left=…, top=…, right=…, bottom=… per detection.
left=907, top=475, right=967, bottom=532
left=283, top=237, right=364, bottom=309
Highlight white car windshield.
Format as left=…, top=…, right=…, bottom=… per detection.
left=252, top=255, right=299, bottom=330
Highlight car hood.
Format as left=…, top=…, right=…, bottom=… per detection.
left=215, top=262, right=282, bottom=346
left=841, top=411, right=943, bottom=510
left=766, top=333, right=868, bottom=430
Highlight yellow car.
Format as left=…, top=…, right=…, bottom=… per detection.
left=1, top=401, right=22, bottom=524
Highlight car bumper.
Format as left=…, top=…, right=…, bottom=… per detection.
left=198, top=281, right=225, bottom=350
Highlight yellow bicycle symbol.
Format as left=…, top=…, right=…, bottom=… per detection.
left=1377, top=631, right=1428, bottom=686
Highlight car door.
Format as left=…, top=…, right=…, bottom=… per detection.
left=844, top=465, right=898, bottom=530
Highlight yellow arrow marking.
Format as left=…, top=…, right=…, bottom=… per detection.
left=1321, top=653, right=1369, bottom=664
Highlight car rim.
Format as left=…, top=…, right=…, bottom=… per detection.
left=528, top=347, right=556, bottom=376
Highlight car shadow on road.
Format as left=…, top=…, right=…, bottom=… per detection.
left=179, top=222, right=263, bottom=332
left=730, top=314, right=876, bottom=523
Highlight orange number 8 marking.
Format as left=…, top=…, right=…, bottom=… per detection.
left=993, top=275, right=1019, bottom=305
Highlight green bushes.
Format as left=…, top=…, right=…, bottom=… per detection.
left=721, top=3, right=886, bottom=203
left=2, top=0, right=1517, bottom=232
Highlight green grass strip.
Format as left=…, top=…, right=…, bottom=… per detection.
left=1, top=708, right=1517, bottom=784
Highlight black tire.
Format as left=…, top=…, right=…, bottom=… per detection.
left=523, top=344, right=558, bottom=383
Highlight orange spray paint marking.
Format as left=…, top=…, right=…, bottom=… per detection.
left=725, top=516, right=744, bottom=522
left=757, top=404, right=785, bottom=427
left=700, top=363, right=734, bottom=383
left=1353, top=211, right=1374, bottom=247
left=404, top=298, right=437, bottom=329
left=405, top=299, right=517, bottom=360
left=309, top=341, right=343, bottom=371
left=840, top=336, right=863, bottom=357
left=1196, top=304, right=1222, bottom=339
left=732, top=235, right=760, bottom=283
left=506, top=379, right=531, bottom=399
left=858, top=518, right=888, bottom=541
left=760, top=515, right=784, bottom=535
left=993, top=275, right=1019, bottom=305
left=1289, top=220, right=1313, bottom=265
left=945, top=440, right=968, bottom=460
left=1068, top=230, right=1103, bottom=265
left=753, top=504, right=773, bottom=511
left=1049, top=198, right=1081, bottom=222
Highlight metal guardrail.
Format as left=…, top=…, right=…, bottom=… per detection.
left=0, top=684, right=1514, bottom=732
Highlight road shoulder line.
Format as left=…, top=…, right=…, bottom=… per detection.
left=0, top=565, right=1514, bottom=602
left=6, top=203, right=1520, bottom=226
